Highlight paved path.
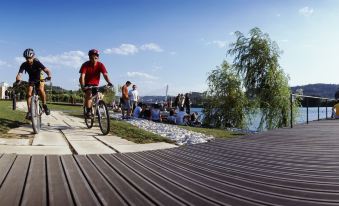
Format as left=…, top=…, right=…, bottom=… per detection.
left=1, top=102, right=176, bottom=154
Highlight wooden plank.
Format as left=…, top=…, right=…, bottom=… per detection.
left=152, top=150, right=339, bottom=203
left=160, top=148, right=339, bottom=192
left=101, top=154, right=185, bottom=206
left=74, top=155, right=127, bottom=205
left=87, top=154, right=155, bottom=206
left=60, top=155, right=99, bottom=205
left=117, top=154, right=219, bottom=206
left=21, top=155, right=47, bottom=206
left=0, top=155, right=30, bottom=205
left=0, top=154, right=16, bottom=187
left=46, top=155, right=74, bottom=206
left=128, top=153, right=260, bottom=206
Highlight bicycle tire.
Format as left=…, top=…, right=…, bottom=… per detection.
left=97, top=100, right=110, bottom=135
left=31, top=96, right=41, bottom=134
left=83, top=106, right=94, bottom=128
left=12, top=94, right=16, bottom=110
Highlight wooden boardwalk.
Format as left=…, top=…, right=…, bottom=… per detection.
left=0, top=120, right=338, bottom=205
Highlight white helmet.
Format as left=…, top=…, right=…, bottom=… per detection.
left=23, top=48, right=35, bottom=58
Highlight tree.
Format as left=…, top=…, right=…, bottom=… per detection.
left=227, top=27, right=293, bottom=130
left=203, top=61, right=247, bottom=128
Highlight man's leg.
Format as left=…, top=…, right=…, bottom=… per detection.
left=85, top=90, right=93, bottom=117
left=39, top=83, right=51, bottom=115
left=26, top=86, right=33, bottom=116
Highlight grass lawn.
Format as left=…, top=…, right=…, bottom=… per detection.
left=47, top=103, right=82, bottom=113
left=110, top=120, right=173, bottom=144
left=0, top=100, right=29, bottom=136
left=0, top=101, right=243, bottom=142
left=49, top=103, right=170, bottom=144
left=179, top=125, right=244, bottom=139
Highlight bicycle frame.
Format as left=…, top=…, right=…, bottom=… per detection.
left=13, top=78, right=49, bottom=134
left=83, top=85, right=111, bottom=135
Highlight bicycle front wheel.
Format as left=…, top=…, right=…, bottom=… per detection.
left=83, top=106, right=94, bottom=128
left=31, top=96, right=41, bottom=134
left=97, top=100, right=110, bottom=135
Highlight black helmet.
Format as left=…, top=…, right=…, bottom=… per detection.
left=23, top=48, right=35, bottom=58
left=88, top=49, right=99, bottom=56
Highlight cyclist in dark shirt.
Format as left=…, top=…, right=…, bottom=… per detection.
left=16, top=48, right=52, bottom=119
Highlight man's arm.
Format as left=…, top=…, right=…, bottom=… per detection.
left=80, top=73, right=86, bottom=87
left=15, top=72, right=22, bottom=82
left=103, top=73, right=112, bottom=86
left=43, top=68, right=52, bottom=79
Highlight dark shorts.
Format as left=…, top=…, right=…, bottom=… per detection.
left=121, top=98, right=130, bottom=110
left=85, top=84, right=99, bottom=96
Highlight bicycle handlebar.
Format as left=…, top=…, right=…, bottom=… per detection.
left=83, top=84, right=112, bottom=91
left=14, top=78, right=51, bottom=86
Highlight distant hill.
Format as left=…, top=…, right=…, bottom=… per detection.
left=291, top=84, right=339, bottom=99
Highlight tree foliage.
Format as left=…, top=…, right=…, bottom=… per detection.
left=203, top=61, right=247, bottom=128
left=227, top=27, right=292, bottom=130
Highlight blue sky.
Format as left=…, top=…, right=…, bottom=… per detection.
left=1, top=0, right=339, bottom=95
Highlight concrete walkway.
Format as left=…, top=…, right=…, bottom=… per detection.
left=1, top=102, right=177, bottom=155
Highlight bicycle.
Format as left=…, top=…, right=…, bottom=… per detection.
left=14, top=78, right=50, bottom=134
left=83, top=85, right=111, bottom=135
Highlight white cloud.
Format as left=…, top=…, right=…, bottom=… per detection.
left=206, top=40, right=228, bottom=48
left=0, top=60, right=11, bottom=67
left=39, top=51, right=87, bottom=69
left=152, top=65, right=162, bottom=72
left=279, top=39, right=289, bottom=43
left=104, top=44, right=139, bottom=55
left=140, top=43, right=163, bottom=52
left=211, top=40, right=228, bottom=48
left=299, top=6, right=314, bottom=17
left=127, top=72, right=158, bottom=80
left=104, top=43, right=163, bottom=55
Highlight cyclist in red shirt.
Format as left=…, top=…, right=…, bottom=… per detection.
left=79, top=49, right=113, bottom=117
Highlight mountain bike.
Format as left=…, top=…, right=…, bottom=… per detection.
left=83, top=85, right=111, bottom=135
left=15, top=78, right=50, bottom=134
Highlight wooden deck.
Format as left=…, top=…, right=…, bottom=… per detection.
left=0, top=120, right=338, bottom=205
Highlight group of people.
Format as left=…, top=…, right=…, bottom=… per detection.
left=15, top=48, right=113, bottom=119
left=124, top=99, right=201, bottom=126
left=120, top=81, right=139, bottom=119
left=15, top=48, right=200, bottom=127
left=173, top=93, right=191, bottom=114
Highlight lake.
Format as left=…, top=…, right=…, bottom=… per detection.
left=191, top=107, right=333, bottom=131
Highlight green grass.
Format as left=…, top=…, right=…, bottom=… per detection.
left=47, top=103, right=82, bottom=112
left=0, top=100, right=29, bottom=136
left=110, top=120, right=173, bottom=144
left=179, top=125, right=244, bottom=139
left=47, top=103, right=243, bottom=142
left=58, top=104, right=172, bottom=144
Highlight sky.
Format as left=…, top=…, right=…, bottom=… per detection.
left=1, top=0, right=339, bottom=96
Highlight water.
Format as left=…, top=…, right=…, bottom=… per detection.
left=191, top=107, right=333, bottom=131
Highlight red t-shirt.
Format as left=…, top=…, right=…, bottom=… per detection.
left=79, top=61, right=108, bottom=85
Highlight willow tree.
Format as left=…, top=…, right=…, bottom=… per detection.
left=228, top=27, right=291, bottom=130
left=203, top=61, right=247, bottom=128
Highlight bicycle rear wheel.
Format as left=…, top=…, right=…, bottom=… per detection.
left=12, top=93, right=16, bottom=110
left=83, top=106, right=94, bottom=128
left=31, top=96, right=41, bottom=134
left=97, top=100, right=110, bottom=135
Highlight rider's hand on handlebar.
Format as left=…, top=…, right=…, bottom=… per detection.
left=107, top=82, right=113, bottom=87
left=14, top=80, right=22, bottom=86
left=46, top=76, right=51, bottom=81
